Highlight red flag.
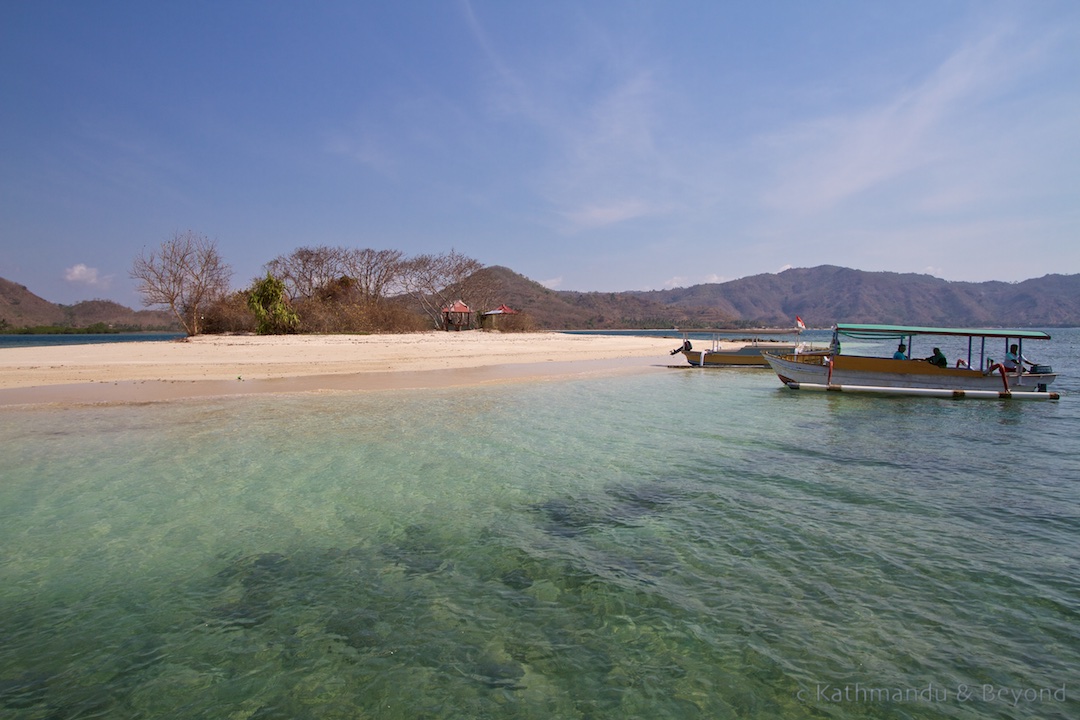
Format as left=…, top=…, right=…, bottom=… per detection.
left=796, top=316, right=806, bottom=330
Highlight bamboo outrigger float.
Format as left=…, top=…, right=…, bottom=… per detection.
left=763, top=324, right=1060, bottom=400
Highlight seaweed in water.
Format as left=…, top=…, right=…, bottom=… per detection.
left=533, top=498, right=599, bottom=537
left=0, top=672, right=51, bottom=709
left=325, top=608, right=381, bottom=649
left=534, top=483, right=682, bottom=537
left=380, top=524, right=451, bottom=575
left=500, top=568, right=533, bottom=590
left=209, top=599, right=273, bottom=630
left=206, top=552, right=296, bottom=630
left=606, top=480, right=684, bottom=521
left=467, top=658, right=526, bottom=690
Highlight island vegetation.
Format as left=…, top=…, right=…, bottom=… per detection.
left=130, top=232, right=533, bottom=336
left=4, top=236, right=1080, bottom=336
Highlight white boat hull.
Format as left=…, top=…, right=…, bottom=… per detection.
left=681, top=343, right=799, bottom=367
left=764, top=352, right=1058, bottom=398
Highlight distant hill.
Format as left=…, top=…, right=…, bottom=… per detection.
left=0, top=277, right=178, bottom=330
left=477, top=265, right=1080, bottom=329
left=4, top=266, right=1079, bottom=333
left=465, top=266, right=691, bottom=329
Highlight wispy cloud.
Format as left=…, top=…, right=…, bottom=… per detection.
left=324, top=132, right=398, bottom=176
left=560, top=199, right=661, bottom=229
left=539, top=275, right=563, bottom=289
left=551, top=71, right=679, bottom=230
left=460, top=0, right=534, bottom=116
left=761, top=25, right=1022, bottom=214
left=462, top=2, right=678, bottom=231
left=64, top=263, right=111, bottom=289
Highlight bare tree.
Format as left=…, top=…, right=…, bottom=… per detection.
left=131, top=231, right=232, bottom=336
left=460, top=267, right=501, bottom=317
left=266, top=246, right=406, bottom=304
left=340, top=248, right=404, bottom=302
left=264, top=246, right=347, bottom=301
left=398, top=250, right=484, bottom=328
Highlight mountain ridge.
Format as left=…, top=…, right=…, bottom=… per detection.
left=477, top=265, right=1080, bottom=328
left=4, top=266, right=1079, bottom=331
left=0, top=277, right=177, bottom=330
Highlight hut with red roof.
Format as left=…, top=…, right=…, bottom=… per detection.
left=441, top=300, right=473, bottom=331
left=480, top=304, right=519, bottom=330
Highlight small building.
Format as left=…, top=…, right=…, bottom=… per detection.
left=441, top=300, right=473, bottom=331
left=480, top=304, right=519, bottom=330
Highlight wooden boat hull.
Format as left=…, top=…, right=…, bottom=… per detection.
left=681, top=343, right=799, bottom=367
left=764, top=352, right=1058, bottom=397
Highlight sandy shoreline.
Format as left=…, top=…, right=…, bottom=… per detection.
left=0, top=331, right=690, bottom=405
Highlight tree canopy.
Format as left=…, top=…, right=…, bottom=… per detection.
left=130, top=231, right=232, bottom=336
left=248, top=273, right=300, bottom=334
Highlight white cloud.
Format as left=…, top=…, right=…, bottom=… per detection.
left=560, top=199, right=660, bottom=230
left=539, top=275, right=563, bottom=289
left=64, top=264, right=111, bottom=288
left=661, top=275, right=688, bottom=289
left=655, top=273, right=728, bottom=289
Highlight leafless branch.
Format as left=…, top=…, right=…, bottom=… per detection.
left=131, top=231, right=232, bottom=335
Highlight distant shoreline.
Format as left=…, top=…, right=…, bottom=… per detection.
left=0, top=331, right=184, bottom=349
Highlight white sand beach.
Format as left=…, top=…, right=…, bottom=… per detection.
left=0, top=331, right=693, bottom=405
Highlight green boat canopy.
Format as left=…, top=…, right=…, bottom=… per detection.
left=835, top=324, right=1052, bottom=341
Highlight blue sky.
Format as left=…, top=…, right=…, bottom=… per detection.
left=2, top=1, right=1079, bottom=306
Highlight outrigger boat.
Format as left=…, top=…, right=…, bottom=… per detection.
left=763, top=323, right=1060, bottom=400
left=676, top=336, right=805, bottom=367
left=675, top=320, right=810, bottom=367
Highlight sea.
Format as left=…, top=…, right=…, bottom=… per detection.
left=0, top=333, right=184, bottom=349
left=1, top=330, right=1078, bottom=719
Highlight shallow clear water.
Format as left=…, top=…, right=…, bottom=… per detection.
left=2, top=332, right=1079, bottom=719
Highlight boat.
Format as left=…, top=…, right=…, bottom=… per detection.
left=763, top=323, right=1060, bottom=400
left=674, top=331, right=808, bottom=367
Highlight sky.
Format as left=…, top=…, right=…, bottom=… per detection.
left=2, top=1, right=1079, bottom=307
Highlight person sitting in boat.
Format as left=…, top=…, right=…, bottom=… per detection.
left=1003, top=344, right=1034, bottom=373
left=924, top=347, right=948, bottom=368
left=892, top=343, right=908, bottom=360
left=670, top=339, right=692, bottom=355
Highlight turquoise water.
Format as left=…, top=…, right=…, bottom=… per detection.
left=2, top=332, right=1078, bottom=718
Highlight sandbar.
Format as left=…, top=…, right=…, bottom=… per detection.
left=0, top=332, right=691, bottom=406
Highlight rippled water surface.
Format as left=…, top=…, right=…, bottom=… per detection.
left=2, top=331, right=1079, bottom=719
